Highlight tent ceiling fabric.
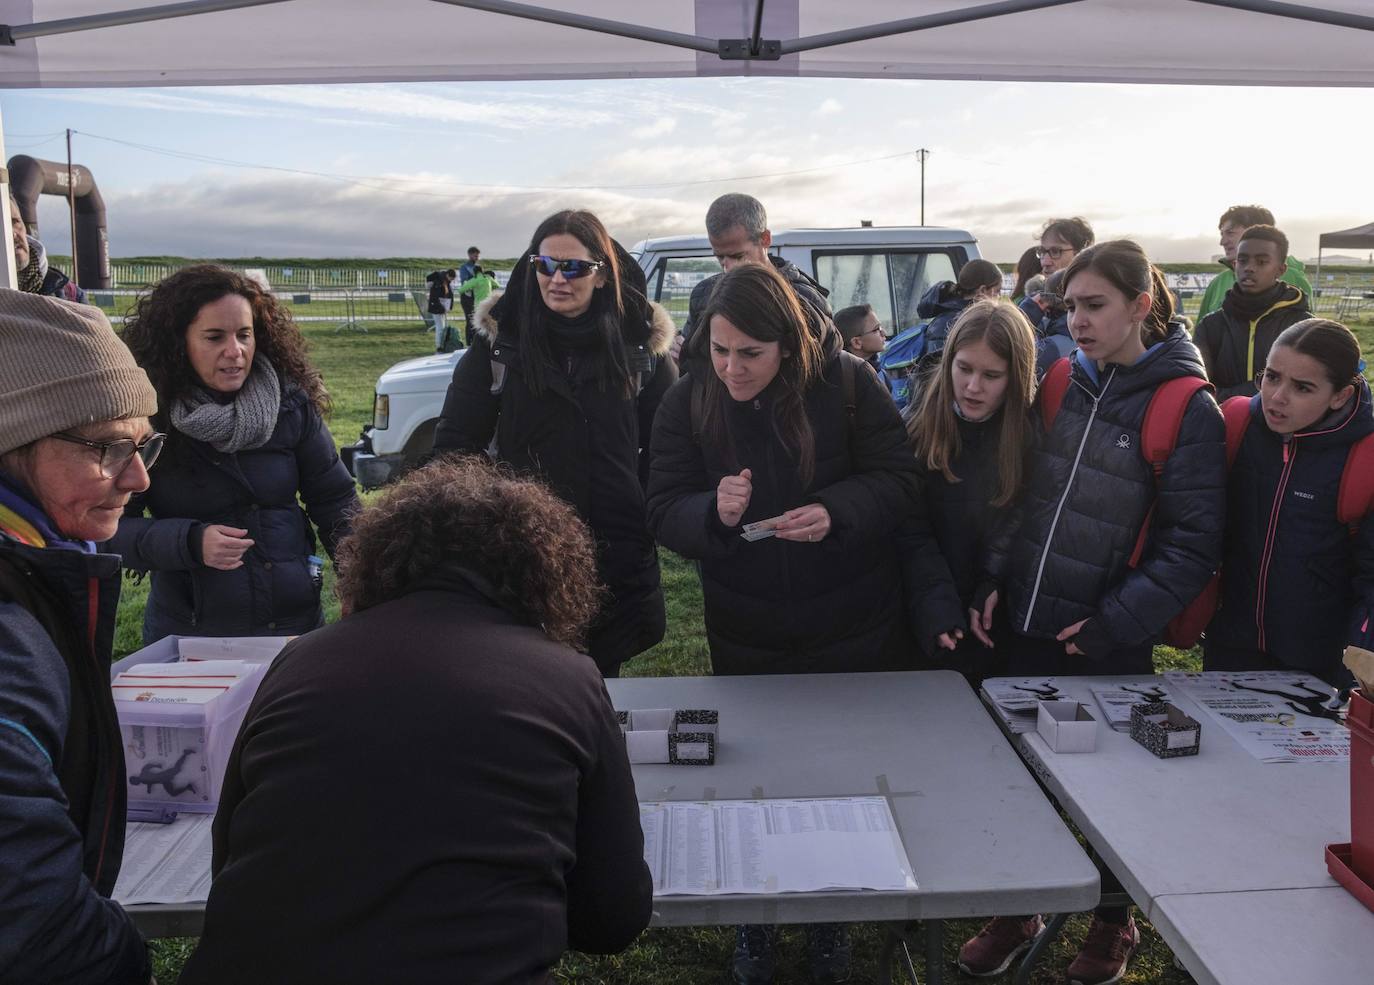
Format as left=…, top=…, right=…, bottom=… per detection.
left=1, top=0, right=1373, bottom=88
left=1320, top=222, right=1374, bottom=249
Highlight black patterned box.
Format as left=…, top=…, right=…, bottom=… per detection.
left=1130, top=701, right=1202, bottom=758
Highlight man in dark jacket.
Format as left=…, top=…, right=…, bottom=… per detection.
left=0, top=293, right=158, bottom=985
left=180, top=459, right=651, bottom=985
left=1194, top=225, right=1310, bottom=401
left=680, top=193, right=834, bottom=353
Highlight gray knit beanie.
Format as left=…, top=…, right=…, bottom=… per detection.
left=0, top=290, right=158, bottom=455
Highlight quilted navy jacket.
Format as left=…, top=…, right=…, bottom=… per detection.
left=986, top=324, right=1226, bottom=656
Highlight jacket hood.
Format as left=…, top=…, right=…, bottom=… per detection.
left=1071, top=320, right=1209, bottom=397
left=917, top=281, right=965, bottom=319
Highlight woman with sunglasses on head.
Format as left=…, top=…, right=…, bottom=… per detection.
left=433, top=209, right=677, bottom=678
left=1205, top=319, right=1374, bottom=688
left=110, top=265, right=360, bottom=643
left=957, top=242, right=1224, bottom=985
left=1, top=294, right=160, bottom=985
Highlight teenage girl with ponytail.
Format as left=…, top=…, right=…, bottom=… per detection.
left=957, top=241, right=1226, bottom=985
left=902, top=298, right=1037, bottom=684
left=1205, top=318, right=1374, bottom=688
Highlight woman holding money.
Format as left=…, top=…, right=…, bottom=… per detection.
left=648, top=262, right=921, bottom=677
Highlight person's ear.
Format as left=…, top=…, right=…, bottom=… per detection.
left=1132, top=292, right=1153, bottom=323
left=1331, top=382, right=1356, bottom=412
left=759, top=229, right=772, bottom=251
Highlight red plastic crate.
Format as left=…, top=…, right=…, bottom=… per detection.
left=1326, top=844, right=1374, bottom=915
left=1350, top=689, right=1374, bottom=883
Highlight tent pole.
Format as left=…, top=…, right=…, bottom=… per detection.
left=750, top=0, right=767, bottom=56
left=1316, top=248, right=1323, bottom=312
left=430, top=0, right=717, bottom=53
left=0, top=99, right=15, bottom=290
left=1184, top=0, right=1374, bottom=33
left=2, top=0, right=294, bottom=44
left=782, top=0, right=1086, bottom=55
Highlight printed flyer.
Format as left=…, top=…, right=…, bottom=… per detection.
left=1164, top=671, right=1348, bottom=763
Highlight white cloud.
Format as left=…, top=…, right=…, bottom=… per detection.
left=817, top=98, right=843, bottom=115
left=632, top=117, right=678, bottom=139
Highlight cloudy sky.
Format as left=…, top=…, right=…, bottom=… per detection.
left=2, top=77, right=1371, bottom=263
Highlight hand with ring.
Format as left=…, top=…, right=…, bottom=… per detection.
left=773, top=503, right=831, bottom=543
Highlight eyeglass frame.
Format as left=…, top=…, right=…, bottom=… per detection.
left=528, top=255, right=605, bottom=279
left=1035, top=246, right=1073, bottom=260
left=48, top=430, right=166, bottom=478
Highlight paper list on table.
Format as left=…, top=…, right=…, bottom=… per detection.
left=112, top=813, right=215, bottom=906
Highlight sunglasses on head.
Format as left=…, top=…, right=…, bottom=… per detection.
left=528, top=255, right=604, bottom=279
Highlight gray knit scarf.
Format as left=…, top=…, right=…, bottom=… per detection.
left=171, top=355, right=282, bottom=453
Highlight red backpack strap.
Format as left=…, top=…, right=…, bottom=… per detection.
left=1127, top=376, right=1213, bottom=566
left=1220, top=396, right=1253, bottom=469
left=1039, top=357, right=1072, bottom=432
left=1338, top=432, right=1374, bottom=532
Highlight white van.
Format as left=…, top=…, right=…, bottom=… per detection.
left=345, top=226, right=982, bottom=488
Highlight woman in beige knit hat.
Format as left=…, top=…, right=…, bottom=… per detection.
left=0, top=291, right=161, bottom=985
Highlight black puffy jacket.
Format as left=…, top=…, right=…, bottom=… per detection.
left=986, top=325, right=1226, bottom=658
left=647, top=352, right=921, bottom=675
left=0, top=527, right=149, bottom=985
left=1206, top=383, right=1374, bottom=680
left=431, top=271, right=678, bottom=675
left=107, top=386, right=359, bottom=642
left=915, top=281, right=970, bottom=355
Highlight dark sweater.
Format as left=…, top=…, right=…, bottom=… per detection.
left=179, top=581, right=651, bottom=985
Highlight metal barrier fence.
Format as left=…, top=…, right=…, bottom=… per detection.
left=107, top=263, right=510, bottom=291
left=91, top=287, right=450, bottom=327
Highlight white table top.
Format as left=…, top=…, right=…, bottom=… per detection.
left=610, top=671, right=1099, bottom=925
left=997, top=674, right=1349, bottom=905
left=127, top=671, right=1099, bottom=936
left=1151, top=888, right=1374, bottom=985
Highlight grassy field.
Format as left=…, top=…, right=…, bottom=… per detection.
left=123, top=307, right=1374, bottom=983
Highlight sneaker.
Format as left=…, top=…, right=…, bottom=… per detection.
left=957, top=915, right=1045, bottom=977
left=803, top=923, right=852, bottom=984
left=1066, top=915, right=1139, bottom=985
left=729, top=924, right=778, bottom=985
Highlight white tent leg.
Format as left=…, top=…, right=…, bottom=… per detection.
left=1315, top=248, right=1323, bottom=312
left=0, top=99, right=17, bottom=291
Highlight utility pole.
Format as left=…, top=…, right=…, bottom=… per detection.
left=915, top=148, right=930, bottom=226
left=66, top=128, right=78, bottom=285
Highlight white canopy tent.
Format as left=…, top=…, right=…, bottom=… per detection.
left=0, top=0, right=1371, bottom=285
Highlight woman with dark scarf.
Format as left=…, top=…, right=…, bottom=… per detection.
left=9, top=194, right=85, bottom=302
left=108, top=264, right=359, bottom=642
left=433, top=209, right=677, bottom=677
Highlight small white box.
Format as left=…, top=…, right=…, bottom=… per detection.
left=1037, top=700, right=1099, bottom=753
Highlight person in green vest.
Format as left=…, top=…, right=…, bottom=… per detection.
left=1196, top=204, right=1313, bottom=320
left=456, top=268, right=498, bottom=346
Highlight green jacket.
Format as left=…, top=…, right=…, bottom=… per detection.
left=1196, top=255, right=1313, bottom=320
left=457, top=273, right=497, bottom=306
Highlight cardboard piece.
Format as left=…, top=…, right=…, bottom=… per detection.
left=1036, top=701, right=1098, bottom=753
left=1345, top=646, right=1374, bottom=696
left=618, top=708, right=719, bottom=765
left=1130, top=701, right=1202, bottom=759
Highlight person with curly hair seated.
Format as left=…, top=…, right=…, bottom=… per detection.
left=107, top=264, right=359, bottom=641
left=179, top=458, right=652, bottom=985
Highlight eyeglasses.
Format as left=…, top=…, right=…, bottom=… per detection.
left=1036, top=247, right=1072, bottom=260
left=528, top=255, right=604, bottom=279
left=50, top=431, right=166, bottom=478
left=865, top=325, right=885, bottom=337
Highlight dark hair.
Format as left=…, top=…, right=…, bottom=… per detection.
left=468, top=246, right=480, bottom=255
left=120, top=264, right=329, bottom=433
left=335, top=457, right=601, bottom=648
left=954, top=259, right=1003, bottom=299
left=1061, top=240, right=1172, bottom=346
left=1219, top=204, right=1275, bottom=230
left=834, top=303, right=874, bottom=345
left=511, top=209, right=636, bottom=397
left=909, top=299, right=1036, bottom=507
left=1239, top=224, right=1290, bottom=261
left=1272, top=318, right=1362, bottom=388
left=1011, top=246, right=1041, bottom=299
left=446, top=268, right=458, bottom=278
left=1040, top=217, right=1095, bottom=252
left=689, top=263, right=824, bottom=485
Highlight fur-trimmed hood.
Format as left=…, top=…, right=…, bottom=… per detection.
left=473, top=288, right=675, bottom=358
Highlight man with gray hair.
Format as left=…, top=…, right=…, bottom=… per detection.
left=680, top=193, right=833, bottom=351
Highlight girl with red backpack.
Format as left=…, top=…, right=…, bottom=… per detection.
left=957, top=241, right=1226, bottom=985
left=1205, top=318, right=1374, bottom=688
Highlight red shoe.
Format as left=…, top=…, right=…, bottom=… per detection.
left=1066, top=915, right=1139, bottom=985
left=957, top=915, right=1044, bottom=977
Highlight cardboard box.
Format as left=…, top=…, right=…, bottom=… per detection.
left=617, top=708, right=719, bottom=765
left=1129, top=701, right=1202, bottom=758
left=1036, top=701, right=1098, bottom=753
